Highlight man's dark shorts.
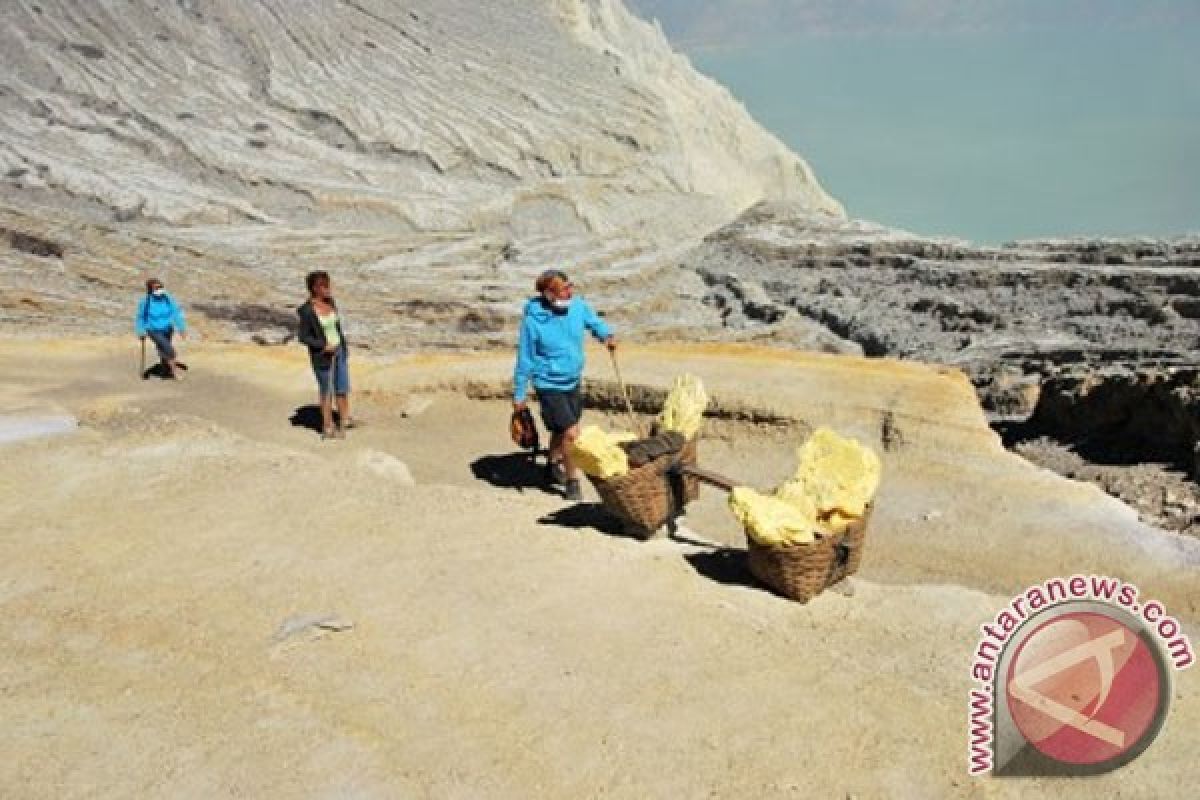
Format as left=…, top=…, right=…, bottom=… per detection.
left=537, top=387, right=583, bottom=435
left=146, top=328, right=176, bottom=360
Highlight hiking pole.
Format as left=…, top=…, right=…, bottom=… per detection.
left=608, top=347, right=645, bottom=438
left=139, top=337, right=147, bottom=379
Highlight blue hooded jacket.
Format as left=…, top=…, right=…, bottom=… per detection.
left=513, top=296, right=612, bottom=402
left=135, top=292, right=187, bottom=337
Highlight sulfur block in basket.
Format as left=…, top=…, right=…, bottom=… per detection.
left=728, top=487, right=819, bottom=546
left=775, top=427, right=882, bottom=519
left=570, top=425, right=637, bottom=479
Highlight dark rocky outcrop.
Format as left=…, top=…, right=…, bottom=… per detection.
left=3, top=227, right=65, bottom=258
left=1023, top=367, right=1200, bottom=478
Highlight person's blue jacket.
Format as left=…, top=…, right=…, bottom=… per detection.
left=513, top=296, right=612, bottom=402
left=135, top=293, right=187, bottom=337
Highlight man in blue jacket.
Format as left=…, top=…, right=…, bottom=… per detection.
left=513, top=270, right=616, bottom=502
left=135, top=278, right=187, bottom=380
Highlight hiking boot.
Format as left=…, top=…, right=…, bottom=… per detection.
left=564, top=479, right=583, bottom=503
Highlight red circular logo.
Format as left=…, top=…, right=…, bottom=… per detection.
left=1005, top=611, right=1164, bottom=766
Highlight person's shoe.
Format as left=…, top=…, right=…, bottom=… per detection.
left=564, top=479, right=583, bottom=503
left=545, top=460, right=567, bottom=486
left=321, top=426, right=337, bottom=441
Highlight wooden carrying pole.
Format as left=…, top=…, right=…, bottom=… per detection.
left=678, top=464, right=739, bottom=493
left=608, top=349, right=645, bottom=438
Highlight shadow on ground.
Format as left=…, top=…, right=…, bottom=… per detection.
left=290, top=405, right=354, bottom=434
left=683, top=548, right=760, bottom=591
left=470, top=452, right=560, bottom=496
left=141, top=361, right=187, bottom=380
left=537, top=502, right=633, bottom=538
left=993, top=417, right=1194, bottom=472
left=290, top=405, right=324, bottom=433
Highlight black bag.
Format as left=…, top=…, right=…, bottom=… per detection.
left=620, top=431, right=686, bottom=468
left=510, top=407, right=540, bottom=451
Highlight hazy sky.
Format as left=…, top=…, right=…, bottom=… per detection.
left=623, top=0, right=1200, bottom=240
left=627, top=0, right=1200, bottom=49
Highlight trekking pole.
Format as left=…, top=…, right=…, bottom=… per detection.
left=139, top=337, right=147, bottom=379
left=608, top=348, right=645, bottom=438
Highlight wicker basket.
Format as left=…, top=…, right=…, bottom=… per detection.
left=746, top=506, right=871, bottom=603
left=588, top=438, right=699, bottom=538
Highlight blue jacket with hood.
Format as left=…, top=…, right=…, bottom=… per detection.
left=135, top=292, right=187, bottom=337
left=513, top=296, right=612, bottom=402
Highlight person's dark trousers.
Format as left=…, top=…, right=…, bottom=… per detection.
left=146, top=328, right=176, bottom=361
left=537, top=387, right=584, bottom=434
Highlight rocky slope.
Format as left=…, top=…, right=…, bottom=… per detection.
left=0, top=0, right=838, bottom=333
left=686, top=203, right=1199, bottom=381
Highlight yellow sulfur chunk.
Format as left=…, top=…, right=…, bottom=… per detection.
left=657, top=374, right=708, bottom=438
left=820, top=509, right=859, bottom=536
left=570, top=425, right=632, bottom=479
left=729, top=428, right=878, bottom=546
left=729, top=487, right=819, bottom=546
left=778, top=427, right=881, bottom=518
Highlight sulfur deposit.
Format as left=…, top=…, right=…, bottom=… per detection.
left=775, top=427, right=882, bottom=519
left=728, top=487, right=819, bottom=545
left=656, top=373, right=708, bottom=438
left=732, top=427, right=881, bottom=546
left=570, top=425, right=635, bottom=478
left=572, top=373, right=707, bottom=478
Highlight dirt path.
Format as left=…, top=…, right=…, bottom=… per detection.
left=1, top=339, right=1196, bottom=799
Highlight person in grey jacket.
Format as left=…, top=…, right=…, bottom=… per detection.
left=296, top=271, right=356, bottom=439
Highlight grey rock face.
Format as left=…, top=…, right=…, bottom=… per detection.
left=683, top=203, right=1199, bottom=385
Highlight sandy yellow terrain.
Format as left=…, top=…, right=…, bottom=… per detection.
left=0, top=338, right=1196, bottom=798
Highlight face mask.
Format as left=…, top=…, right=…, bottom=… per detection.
left=152, top=288, right=165, bottom=296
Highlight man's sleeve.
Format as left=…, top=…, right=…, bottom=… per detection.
left=583, top=301, right=612, bottom=341
left=513, top=316, right=536, bottom=402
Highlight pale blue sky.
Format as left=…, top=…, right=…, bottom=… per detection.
left=625, top=0, right=1200, bottom=241
left=628, top=1, right=1200, bottom=49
